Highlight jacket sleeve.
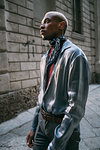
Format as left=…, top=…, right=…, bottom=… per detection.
left=31, top=87, right=42, bottom=132
left=48, top=55, right=91, bottom=150
left=31, top=106, right=40, bottom=132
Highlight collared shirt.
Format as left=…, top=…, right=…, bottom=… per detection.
left=46, top=47, right=54, bottom=89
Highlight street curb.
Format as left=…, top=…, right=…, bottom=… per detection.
left=0, top=107, right=37, bottom=136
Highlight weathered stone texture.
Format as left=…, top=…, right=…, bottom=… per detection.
left=8, top=53, right=38, bottom=62
left=0, top=0, right=5, bottom=9
left=6, top=22, right=19, bottom=32
left=0, top=74, right=9, bottom=93
left=18, top=6, right=33, bottom=18
left=0, top=9, right=5, bottom=29
left=19, top=25, right=34, bottom=35
left=0, top=31, right=7, bottom=51
left=6, top=1, right=17, bottom=13
left=9, top=62, right=21, bottom=72
left=0, top=53, right=8, bottom=72
left=6, top=0, right=26, bottom=7
left=28, top=36, right=42, bottom=45
left=10, top=81, right=21, bottom=91
left=7, top=32, right=27, bottom=43
left=30, top=70, right=40, bottom=78
left=8, top=42, right=20, bottom=52
left=26, top=0, right=33, bottom=10
left=6, top=12, right=27, bottom=25
left=21, top=62, right=36, bottom=70
left=22, top=78, right=37, bottom=88
left=0, top=85, right=39, bottom=123
left=10, top=71, right=29, bottom=81
left=26, top=18, right=33, bottom=26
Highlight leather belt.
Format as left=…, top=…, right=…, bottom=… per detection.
left=41, top=108, right=64, bottom=124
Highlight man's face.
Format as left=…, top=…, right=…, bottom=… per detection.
left=40, top=13, right=61, bottom=40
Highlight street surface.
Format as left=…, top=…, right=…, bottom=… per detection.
left=0, top=84, right=100, bottom=150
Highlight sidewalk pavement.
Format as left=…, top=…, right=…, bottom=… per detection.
left=0, top=84, right=100, bottom=150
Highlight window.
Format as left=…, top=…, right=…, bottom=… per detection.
left=72, top=0, right=82, bottom=34
left=33, top=0, right=56, bottom=23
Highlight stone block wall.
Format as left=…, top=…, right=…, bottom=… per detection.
left=0, top=0, right=96, bottom=123
left=0, top=0, right=46, bottom=123
left=6, top=0, right=39, bottom=91
left=0, top=0, right=10, bottom=95
left=56, top=0, right=95, bottom=81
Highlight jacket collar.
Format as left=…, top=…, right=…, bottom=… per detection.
left=44, top=39, right=72, bottom=59
left=43, top=39, right=72, bottom=94
left=61, top=39, right=72, bottom=54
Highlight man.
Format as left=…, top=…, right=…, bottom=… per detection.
left=27, top=11, right=91, bottom=150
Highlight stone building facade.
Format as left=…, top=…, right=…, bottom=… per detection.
left=0, top=0, right=100, bottom=123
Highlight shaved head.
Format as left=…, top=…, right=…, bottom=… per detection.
left=40, top=11, right=68, bottom=40
left=45, top=11, right=68, bottom=33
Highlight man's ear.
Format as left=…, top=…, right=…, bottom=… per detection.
left=58, top=21, right=66, bottom=30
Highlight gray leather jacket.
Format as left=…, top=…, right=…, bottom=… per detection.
left=32, top=39, right=91, bottom=150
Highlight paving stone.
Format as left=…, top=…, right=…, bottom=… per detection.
left=80, top=118, right=95, bottom=138
left=87, top=101, right=100, bottom=117
left=15, top=111, right=33, bottom=124
left=27, top=107, right=37, bottom=114
left=92, top=149, right=100, bottom=150
left=11, top=121, right=32, bottom=136
left=0, top=136, right=30, bottom=150
left=92, top=128, right=100, bottom=136
left=79, top=139, right=89, bottom=150
left=0, top=108, right=36, bottom=136
left=89, top=84, right=100, bottom=92
left=0, top=85, right=100, bottom=150
left=83, top=137, right=100, bottom=149
left=0, top=132, right=18, bottom=146
left=85, top=106, right=100, bottom=128
left=90, top=97, right=100, bottom=107
left=0, top=146, right=30, bottom=150
left=89, top=87, right=100, bottom=101
left=0, top=119, right=21, bottom=136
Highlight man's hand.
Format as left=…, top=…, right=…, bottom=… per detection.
left=26, top=130, right=35, bottom=148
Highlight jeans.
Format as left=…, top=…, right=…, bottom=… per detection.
left=33, top=112, right=80, bottom=150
